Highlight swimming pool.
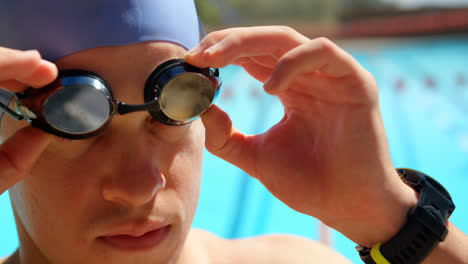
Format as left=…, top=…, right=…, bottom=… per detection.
left=1, top=36, right=467, bottom=263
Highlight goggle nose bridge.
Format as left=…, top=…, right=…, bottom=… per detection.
left=114, top=97, right=160, bottom=115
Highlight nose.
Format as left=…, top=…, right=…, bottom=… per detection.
left=101, top=155, right=166, bottom=208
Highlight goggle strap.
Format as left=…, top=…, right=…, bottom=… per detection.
left=0, top=101, right=24, bottom=121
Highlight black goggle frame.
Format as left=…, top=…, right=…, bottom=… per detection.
left=0, top=59, right=221, bottom=139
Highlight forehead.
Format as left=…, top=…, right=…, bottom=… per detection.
left=54, top=41, right=188, bottom=77
left=54, top=41, right=189, bottom=107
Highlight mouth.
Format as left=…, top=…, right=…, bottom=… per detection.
left=98, top=224, right=172, bottom=251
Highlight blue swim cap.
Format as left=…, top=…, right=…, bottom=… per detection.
left=0, top=0, right=202, bottom=61
left=0, top=0, right=203, bottom=120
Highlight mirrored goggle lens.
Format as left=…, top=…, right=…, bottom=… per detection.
left=160, top=73, right=215, bottom=121
left=43, top=85, right=111, bottom=134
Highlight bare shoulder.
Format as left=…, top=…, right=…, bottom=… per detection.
left=184, top=229, right=233, bottom=264
left=0, top=251, right=18, bottom=264
left=188, top=229, right=351, bottom=264
left=0, top=257, right=8, bottom=264
left=231, top=234, right=352, bottom=264
left=0, top=256, right=8, bottom=264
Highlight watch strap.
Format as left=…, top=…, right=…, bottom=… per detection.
left=379, top=205, right=445, bottom=263
left=358, top=207, right=446, bottom=264
left=357, top=169, right=455, bottom=264
left=370, top=243, right=391, bottom=264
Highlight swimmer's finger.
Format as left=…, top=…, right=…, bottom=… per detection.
left=263, top=38, right=368, bottom=94
left=233, top=57, right=273, bottom=83
left=0, top=47, right=58, bottom=91
left=0, top=126, right=53, bottom=195
left=0, top=80, right=28, bottom=92
left=249, top=55, right=277, bottom=69
left=185, top=26, right=308, bottom=68
left=17, top=59, right=58, bottom=89
left=184, top=29, right=229, bottom=65
left=201, top=104, right=258, bottom=177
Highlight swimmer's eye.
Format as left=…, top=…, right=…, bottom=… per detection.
left=145, top=115, right=192, bottom=144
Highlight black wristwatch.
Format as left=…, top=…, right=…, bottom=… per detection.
left=357, top=168, right=455, bottom=264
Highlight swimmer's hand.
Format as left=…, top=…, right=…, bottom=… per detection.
left=185, top=26, right=417, bottom=247
left=0, top=47, right=57, bottom=195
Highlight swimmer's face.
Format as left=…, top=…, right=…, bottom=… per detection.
left=2, top=42, right=205, bottom=264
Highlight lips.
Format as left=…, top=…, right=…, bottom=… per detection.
left=98, top=223, right=171, bottom=251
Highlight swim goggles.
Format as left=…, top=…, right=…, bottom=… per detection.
left=0, top=59, right=221, bottom=139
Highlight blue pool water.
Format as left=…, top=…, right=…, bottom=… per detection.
left=1, top=36, right=468, bottom=263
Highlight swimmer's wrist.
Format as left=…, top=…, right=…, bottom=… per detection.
left=356, top=169, right=459, bottom=264
left=324, top=169, right=418, bottom=247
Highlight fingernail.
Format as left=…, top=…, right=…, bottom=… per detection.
left=203, top=42, right=222, bottom=57
left=40, top=59, right=57, bottom=69
left=23, top=49, right=40, bottom=58
left=185, top=45, right=201, bottom=57
left=203, top=50, right=212, bottom=57
left=204, top=47, right=215, bottom=56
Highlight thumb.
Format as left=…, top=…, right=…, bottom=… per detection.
left=0, top=126, right=53, bottom=194
left=201, top=105, right=258, bottom=177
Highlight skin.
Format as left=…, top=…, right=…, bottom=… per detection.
left=185, top=26, right=468, bottom=263
left=1, top=42, right=205, bottom=264
left=184, top=26, right=420, bottom=245
left=0, top=39, right=349, bottom=264
left=1, top=26, right=467, bottom=263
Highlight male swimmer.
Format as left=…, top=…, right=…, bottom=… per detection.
left=0, top=1, right=467, bottom=263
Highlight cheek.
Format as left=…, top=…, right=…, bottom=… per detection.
left=10, top=149, right=101, bottom=249
left=8, top=118, right=206, bottom=262
left=167, top=121, right=205, bottom=219
left=171, top=149, right=203, bottom=208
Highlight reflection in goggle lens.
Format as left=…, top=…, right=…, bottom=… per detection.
left=43, top=85, right=111, bottom=134
left=160, top=73, right=215, bottom=121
